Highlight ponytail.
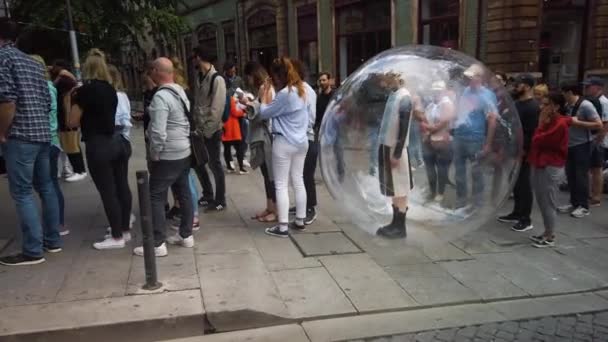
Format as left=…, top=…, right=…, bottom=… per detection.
left=271, top=57, right=305, bottom=99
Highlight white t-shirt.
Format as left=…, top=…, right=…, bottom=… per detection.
left=599, top=94, right=608, bottom=148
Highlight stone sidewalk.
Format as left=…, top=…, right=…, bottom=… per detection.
left=1, top=127, right=608, bottom=341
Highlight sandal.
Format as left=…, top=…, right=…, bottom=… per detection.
left=258, top=213, right=277, bottom=223
left=251, top=209, right=271, bottom=220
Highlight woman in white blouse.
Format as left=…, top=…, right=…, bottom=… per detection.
left=259, top=57, right=309, bottom=238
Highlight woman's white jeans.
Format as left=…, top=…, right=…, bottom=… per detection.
left=273, top=136, right=308, bottom=226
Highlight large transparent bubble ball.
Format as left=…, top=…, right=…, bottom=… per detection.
left=320, top=45, right=522, bottom=242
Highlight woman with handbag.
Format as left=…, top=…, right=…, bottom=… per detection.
left=67, top=52, right=133, bottom=250
left=241, top=61, right=277, bottom=223
left=421, top=81, right=455, bottom=202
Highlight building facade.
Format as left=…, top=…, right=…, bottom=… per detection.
left=130, top=0, right=604, bottom=92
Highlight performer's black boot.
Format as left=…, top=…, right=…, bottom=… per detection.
left=376, top=205, right=398, bottom=236
left=378, top=208, right=407, bottom=239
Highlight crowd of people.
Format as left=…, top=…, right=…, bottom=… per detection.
left=1, top=14, right=607, bottom=265
left=0, top=17, right=338, bottom=264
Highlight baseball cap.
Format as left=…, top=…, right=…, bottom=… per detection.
left=431, top=80, right=447, bottom=91
left=581, top=76, right=605, bottom=87
left=463, top=64, right=484, bottom=78
left=515, top=74, right=535, bottom=87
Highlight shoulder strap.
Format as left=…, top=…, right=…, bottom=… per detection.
left=208, top=73, right=219, bottom=98
left=571, top=97, right=584, bottom=117
left=160, top=87, right=195, bottom=133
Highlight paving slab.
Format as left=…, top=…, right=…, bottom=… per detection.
left=476, top=253, right=583, bottom=295
left=253, top=234, right=321, bottom=271
left=554, top=243, right=608, bottom=278
left=517, top=247, right=608, bottom=289
left=385, top=263, right=480, bottom=305
left=440, top=259, right=529, bottom=300
left=55, top=246, right=132, bottom=301
left=291, top=232, right=362, bottom=257
left=320, top=254, right=417, bottom=312
left=196, top=252, right=289, bottom=332
left=0, top=289, right=204, bottom=336
left=164, top=324, right=310, bottom=342
left=127, top=246, right=200, bottom=294
left=194, top=226, right=257, bottom=255
left=271, top=267, right=355, bottom=318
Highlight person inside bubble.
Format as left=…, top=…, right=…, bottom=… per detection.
left=452, top=64, right=498, bottom=209
left=376, top=75, right=414, bottom=239
left=420, top=80, right=455, bottom=203
left=358, top=73, right=392, bottom=176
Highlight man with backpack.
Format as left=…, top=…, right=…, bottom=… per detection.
left=559, top=83, right=603, bottom=218
left=583, top=77, right=608, bottom=207
left=192, top=47, right=227, bottom=212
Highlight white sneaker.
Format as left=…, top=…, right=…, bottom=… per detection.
left=167, top=234, right=194, bottom=248
left=570, top=206, right=590, bottom=218
left=557, top=204, right=573, bottom=213
left=434, top=194, right=444, bottom=202
left=243, top=160, right=251, bottom=168
left=133, top=243, right=168, bottom=257
left=65, top=173, right=87, bottom=183
left=59, top=227, right=70, bottom=236
left=93, top=237, right=125, bottom=250
left=104, top=231, right=131, bottom=242
left=171, top=221, right=200, bottom=232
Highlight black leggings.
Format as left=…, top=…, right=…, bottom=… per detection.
left=85, top=134, right=133, bottom=238
left=223, top=140, right=244, bottom=170
left=260, top=162, right=276, bottom=202
left=303, top=140, right=318, bottom=209
left=67, top=151, right=86, bottom=174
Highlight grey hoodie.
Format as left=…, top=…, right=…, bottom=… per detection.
left=147, top=84, right=191, bottom=161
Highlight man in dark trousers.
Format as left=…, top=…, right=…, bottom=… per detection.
left=498, top=74, right=539, bottom=231
left=192, top=48, right=227, bottom=212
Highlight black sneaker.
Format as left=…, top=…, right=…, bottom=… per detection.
left=511, top=221, right=533, bottom=232
left=198, top=197, right=213, bottom=207
left=43, top=245, right=63, bottom=253
left=304, top=208, right=317, bottom=225
left=497, top=213, right=520, bottom=224
left=0, top=253, right=45, bottom=266
left=533, top=239, right=555, bottom=248
left=204, top=203, right=226, bottom=213
left=288, top=207, right=296, bottom=215
left=289, top=221, right=306, bottom=232
left=166, top=206, right=181, bottom=220
left=265, top=225, right=289, bottom=238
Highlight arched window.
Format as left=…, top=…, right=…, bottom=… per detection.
left=197, top=23, right=218, bottom=64
left=419, top=0, right=460, bottom=49
left=248, top=9, right=277, bottom=71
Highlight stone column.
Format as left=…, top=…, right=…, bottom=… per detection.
left=287, top=0, right=299, bottom=56
left=317, top=0, right=335, bottom=76
left=392, top=0, right=417, bottom=47
left=276, top=0, right=290, bottom=56
left=216, top=24, right=226, bottom=69
left=460, top=0, right=480, bottom=57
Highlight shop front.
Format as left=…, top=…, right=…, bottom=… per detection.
left=248, top=9, right=278, bottom=71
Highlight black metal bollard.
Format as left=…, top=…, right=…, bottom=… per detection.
left=136, top=170, right=162, bottom=290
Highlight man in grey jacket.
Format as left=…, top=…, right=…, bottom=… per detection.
left=133, top=57, right=194, bottom=257
left=192, top=47, right=227, bottom=211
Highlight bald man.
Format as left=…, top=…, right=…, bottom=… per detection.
left=133, top=57, right=194, bottom=257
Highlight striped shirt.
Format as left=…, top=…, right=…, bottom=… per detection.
left=0, top=43, right=51, bottom=143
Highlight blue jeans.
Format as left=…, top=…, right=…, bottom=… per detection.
left=49, top=145, right=65, bottom=225
left=2, top=139, right=61, bottom=257
left=453, top=138, right=484, bottom=206
left=188, top=170, right=199, bottom=216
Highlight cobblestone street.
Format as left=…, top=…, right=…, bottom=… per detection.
left=358, top=310, right=608, bottom=342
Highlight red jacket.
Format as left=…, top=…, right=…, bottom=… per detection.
left=222, top=97, right=245, bottom=142
left=528, top=115, right=572, bottom=168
